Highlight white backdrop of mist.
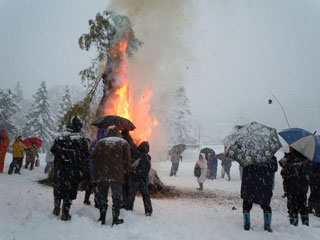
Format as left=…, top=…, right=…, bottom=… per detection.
left=1, top=0, right=320, bottom=150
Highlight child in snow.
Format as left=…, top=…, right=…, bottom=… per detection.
left=195, top=153, right=207, bottom=190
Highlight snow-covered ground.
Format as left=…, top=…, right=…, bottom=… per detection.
left=1, top=147, right=320, bottom=240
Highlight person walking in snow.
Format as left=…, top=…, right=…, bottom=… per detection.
left=170, top=148, right=182, bottom=177
left=50, top=116, right=88, bottom=221
left=127, top=141, right=153, bottom=216
left=195, top=153, right=207, bottom=190
left=8, top=135, right=26, bottom=174
left=91, top=126, right=132, bottom=225
left=24, top=142, right=39, bottom=170
left=280, top=147, right=310, bottom=226
left=44, top=143, right=54, bottom=174
left=308, top=161, right=320, bottom=217
left=241, top=156, right=278, bottom=232
left=0, top=130, right=10, bottom=173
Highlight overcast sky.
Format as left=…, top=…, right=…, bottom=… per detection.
left=1, top=0, right=320, bottom=141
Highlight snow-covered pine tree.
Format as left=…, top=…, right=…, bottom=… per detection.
left=57, top=86, right=72, bottom=130
left=167, top=86, right=197, bottom=145
left=23, top=81, right=56, bottom=153
left=0, top=88, right=19, bottom=137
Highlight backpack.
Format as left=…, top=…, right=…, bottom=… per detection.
left=194, top=164, right=201, bottom=177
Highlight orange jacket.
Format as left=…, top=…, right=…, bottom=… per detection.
left=0, top=130, right=10, bottom=153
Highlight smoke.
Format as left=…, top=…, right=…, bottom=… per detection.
left=107, top=0, right=196, bottom=160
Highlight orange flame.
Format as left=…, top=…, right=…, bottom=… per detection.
left=102, top=34, right=158, bottom=144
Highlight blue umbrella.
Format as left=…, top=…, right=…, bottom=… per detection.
left=278, top=128, right=320, bottom=162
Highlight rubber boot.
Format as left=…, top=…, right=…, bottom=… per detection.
left=289, top=214, right=298, bottom=226
left=112, top=207, right=124, bottom=225
left=52, top=198, right=61, bottom=216
left=301, top=215, right=309, bottom=226
left=197, top=183, right=203, bottom=190
left=83, top=191, right=91, bottom=205
left=263, top=212, right=273, bottom=232
left=61, top=200, right=72, bottom=221
left=98, top=208, right=107, bottom=225
left=243, top=212, right=250, bottom=231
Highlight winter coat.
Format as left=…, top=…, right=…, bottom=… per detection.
left=207, top=152, right=218, bottom=175
left=0, top=130, right=10, bottom=172
left=221, top=158, right=232, bottom=170
left=196, top=153, right=208, bottom=183
left=131, top=141, right=151, bottom=183
left=171, top=150, right=181, bottom=164
left=241, top=156, right=278, bottom=205
left=91, top=126, right=132, bottom=184
left=12, top=136, right=26, bottom=158
left=280, top=150, right=310, bottom=196
left=51, top=117, right=88, bottom=200
left=25, top=145, right=39, bottom=164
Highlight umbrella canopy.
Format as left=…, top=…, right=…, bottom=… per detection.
left=200, top=147, right=215, bottom=160
left=91, top=115, right=136, bottom=131
left=169, top=144, right=186, bottom=155
left=216, top=153, right=226, bottom=161
left=278, top=128, right=320, bottom=162
left=224, top=122, right=282, bottom=166
left=22, top=137, right=42, bottom=148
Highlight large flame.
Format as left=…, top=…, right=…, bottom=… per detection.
left=102, top=34, right=158, bottom=144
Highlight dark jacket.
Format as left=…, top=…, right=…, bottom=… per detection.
left=51, top=117, right=88, bottom=200
left=121, top=128, right=139, bottom=161
left=131, top=141, right=151, bottom=182
left=91, top=126, right=132, bottom=184
left=241, top=156, right=278, bottom=205
left=280, top=150, right=310, bottom=195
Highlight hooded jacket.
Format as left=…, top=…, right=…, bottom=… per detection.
left=12, top=136, right=26, bottom=158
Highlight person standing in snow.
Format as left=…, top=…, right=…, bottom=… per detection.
left=308, top=161, right=320, bottom=217
left=280, top=147, right=310, bottom=226
left=0, top=130, right=10, bottom=173
left=50, top=116, right=88, bottom=221
left=24, top=143, right=39, bottom=170
left=8, top=135, right=26, bottom=174
left=121, top=128, right=139, bottom=209
left=170, top=148, right=182, bottom=176
left=91, top=126, right=131, bottom=225
left=241, top=156, right=278, bottom=232
left=195, top=153, right=207, bottom=190
left=44, top=143, right=54, bottom=174
left=85, top=129, right=106, bottom=206
left=207, top=151, right=218, bottom=179
left=221, top=157, right=232, bottom=181
left=127, top=141, right=153, bottom=216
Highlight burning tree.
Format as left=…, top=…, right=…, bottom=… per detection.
left=59, top=10, right=166, bottom=194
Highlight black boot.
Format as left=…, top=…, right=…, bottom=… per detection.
left=301, top=215, right=309, bottom=226
left=98, top=208, right=107, bottom=225
left=83, top=191, right=91, bottom=205
left=61, top=200, right=72, bottom=221
left=53, top=198, right=61, bottom=216
left=30, top=163, right=34, bottom=170
left=112, top=208, right=124, bottom=225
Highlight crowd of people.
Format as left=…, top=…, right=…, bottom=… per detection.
left=1, top=117, right=320, bottom=231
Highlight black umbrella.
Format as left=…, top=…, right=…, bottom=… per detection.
left=169, top=144, right=186, bottom=155
left=200, top=147, right=215, bottom=160
left=216, top=153, right=226, bottom=161
left=91, top=115, right=136, bottom=131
